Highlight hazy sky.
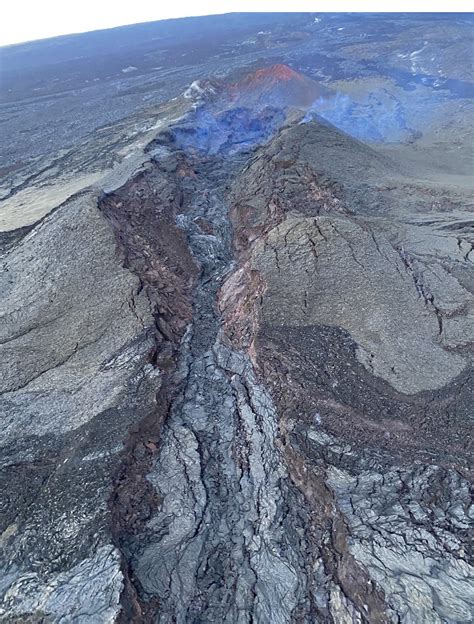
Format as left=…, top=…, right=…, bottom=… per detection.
left=1, top=0, right=468, bottom=46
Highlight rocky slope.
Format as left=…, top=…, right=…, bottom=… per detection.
left=0, top=15, right=473, bottom=624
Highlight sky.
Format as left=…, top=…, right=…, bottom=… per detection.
left=1, top=0, right=471, bottom=47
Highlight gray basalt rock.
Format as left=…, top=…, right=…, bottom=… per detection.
left=0, top=194, right=157, bottom=621
left=252, top=214, right=468, bottom=394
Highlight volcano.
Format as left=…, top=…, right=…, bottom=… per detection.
left=182, top=64, right=331, bottom=113
left=0, top=13, right=473, bottom=624
left=166, top=65, right=331, bottom=155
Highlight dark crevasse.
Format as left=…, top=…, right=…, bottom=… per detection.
left=100, top=114, right=391, bottom=623
left=102, top=128, right=313, bottom=621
